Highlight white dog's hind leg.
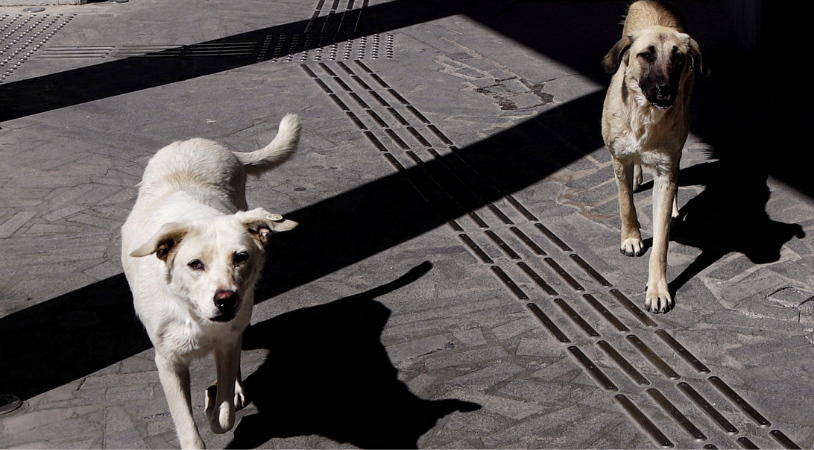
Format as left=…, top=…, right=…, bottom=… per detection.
left=234, top=367, right=247, bottom=410
left=205, top=340, right=242, bottom=434
left=155, top=353, right=205, bottom=449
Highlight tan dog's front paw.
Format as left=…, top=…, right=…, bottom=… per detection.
left=620, top=238, right=645, bottom=257
left=645, top=281, right=673, bottom=313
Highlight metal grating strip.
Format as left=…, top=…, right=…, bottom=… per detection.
left=363, top=131, right=387, bottom=152
left=598, top=340, right=649, bottom=386
left=708, top=376, right=771, bottom=427
left=770, top=430, right=801, bottom=449
left=516, top=262, right=557, bottom=296
left=484, top=230, right=520, bottom=260
left=647, top=388, right=706, bottom=441
left=626, top=335, right=680, bottom=380
left=526, top=303, right=570, bottom=343
left=569, top=254, right=612, bottom=287
left=406, top=126, right=432, bottom=147
left=610, top=289, right=658, bottom=327
left=677, top=382, right=738, bottom=435
left=506, top=195, right=539, bottom=221
left=486, top=204, right=513, bottom=225
left=555, top=299, right=599, bottom=337
left=737, top=437, right=759, bottom=449
left=491, top=266, right=528, bottom=300
left=569, top=346, right=617, bottom=391
left=544, top=258, right=584, bottom=291
left=366, top=109, right=388, bottom=127
left=534, top=223, right=572, bottom=251
left=614, top=394, right=674, bottom=449
left=509, top=227, right=546, bottom=255
left=582, top=294, right=629, bottom=332
left=458, top=234, right=493, bottom=264
left=346, top=111, right=367, bottom=130
left=655, top=329, right=710, bottom=373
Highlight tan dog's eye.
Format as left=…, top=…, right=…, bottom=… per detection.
left=638, top=51, right=654, bottom=62
left=188, top=259, right=205, bottom=271
left=233, top=252, right=249, bottom=267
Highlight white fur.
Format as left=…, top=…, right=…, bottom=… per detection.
left=121, top=114, right=300, bottom=449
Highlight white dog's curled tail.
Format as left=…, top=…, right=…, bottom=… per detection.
left=236, top=114, right=301, bottom=176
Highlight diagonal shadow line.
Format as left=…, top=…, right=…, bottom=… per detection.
left=0, top=0, right=620, bottom=123
left=0, top=0, right=457, bottom=122
left=0, top=90, right=605, bottom=401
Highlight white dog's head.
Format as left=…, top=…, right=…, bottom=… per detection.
left=130, top=208, right=297, bottom=323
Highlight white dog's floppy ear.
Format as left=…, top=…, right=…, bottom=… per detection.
left=130, top=222, right=190, bottom=262
left=602, top=35, right=633, bottom=75
left=238, top=208, right=298, bottom=247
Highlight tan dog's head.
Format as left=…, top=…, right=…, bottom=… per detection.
left=603, top=26, right=702, bottom=110
left=130, top=208, right=297, bottom=323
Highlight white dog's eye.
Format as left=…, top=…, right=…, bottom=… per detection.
left=233, top=252, right=249, bottom=267
left=188, top=259, right=205, bottom=271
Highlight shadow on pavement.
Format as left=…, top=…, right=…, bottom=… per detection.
left=228, top=262, right=480, bottom=449
left=1, top=0, right=809, bottom=412
left=0, top=90, right=605, bottom=400
left=669, top=161, right=805, bottom=295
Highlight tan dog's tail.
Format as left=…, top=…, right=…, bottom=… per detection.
left=235, top=114, right=301, bottom=176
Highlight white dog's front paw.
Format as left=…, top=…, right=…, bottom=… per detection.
left=204, top=385, right=235, bottom=434
left=234, top=379, right=247, bottom=410
left=620, top=238, right=645, bottom=257
left=645, top=281, right=673, bottom=313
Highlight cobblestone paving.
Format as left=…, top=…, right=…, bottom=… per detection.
left=1, top=0, right=813, bottom=449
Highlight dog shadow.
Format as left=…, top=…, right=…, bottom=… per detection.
left=666, top=161, right=805, bottom=295
left=227, top=262, right=480, bottom=449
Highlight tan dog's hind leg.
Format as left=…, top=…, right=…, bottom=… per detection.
left=646, top=168, right=678, bottom=313
left=613, top=158, right=644, bottom=257
left=633, top=163, right=644, bottom=191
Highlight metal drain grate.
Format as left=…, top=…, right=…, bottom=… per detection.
left=35, top=0, right=393, bottom=64
left=0, top=13, right=75, bottom=83
left=37, top=33, right=394, bottom=62
left=300, top=59, right=804, bottom=449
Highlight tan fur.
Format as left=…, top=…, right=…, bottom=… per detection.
left=601, top=1, right=701, bottom=313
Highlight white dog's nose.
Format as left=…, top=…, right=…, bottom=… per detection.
left=213, top=289, right=238, bottom=314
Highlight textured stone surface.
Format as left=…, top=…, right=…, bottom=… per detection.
left=1, top=0, right=812, bottom=449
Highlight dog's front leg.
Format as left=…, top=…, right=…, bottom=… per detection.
left=613, top=157, right=644, bottom=256
left=646, top=167, right=678, bottom=313
left=155, top=353, right=205, bottom=449
left=205, top=339, right=242, bottom=434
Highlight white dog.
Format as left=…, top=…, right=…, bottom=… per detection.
left=121, top=114, right=300, bottom=449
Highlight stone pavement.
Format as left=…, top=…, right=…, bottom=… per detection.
left=1, top=0, right=813, bottom=448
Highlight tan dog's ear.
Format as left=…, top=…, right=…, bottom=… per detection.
left=688, top=37, right=707, bottom=76
left=603, top=35, right=633, bottom=74
left=130, top=222, right=189, bottom=262
left=238, top=208, right=298, bottom=247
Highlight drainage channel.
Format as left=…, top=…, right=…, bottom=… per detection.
left=299, top=56, right=802, bottom=449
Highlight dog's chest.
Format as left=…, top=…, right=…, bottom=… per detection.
left=156, top=318, right=218, bottom=358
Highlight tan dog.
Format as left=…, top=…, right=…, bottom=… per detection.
left=601, top=0, right=702, bottom=313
